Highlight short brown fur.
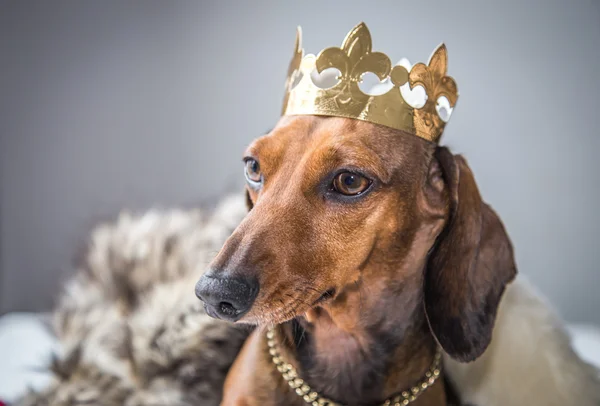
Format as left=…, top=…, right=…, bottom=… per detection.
left=207, top=116, right=516, bottom=406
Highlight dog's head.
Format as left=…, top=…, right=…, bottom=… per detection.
left=196, top=115, right=516, bottom=362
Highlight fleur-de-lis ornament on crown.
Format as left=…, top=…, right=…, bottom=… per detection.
left=282, top=22, right=458, bottom=143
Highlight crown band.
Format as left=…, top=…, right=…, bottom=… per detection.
left=281, top=23, right=458, bottom=143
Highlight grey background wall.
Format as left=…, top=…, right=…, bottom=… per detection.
left=1, top=1, right=599, bottom=323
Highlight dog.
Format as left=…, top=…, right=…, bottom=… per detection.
left=195, top=114, right=518, bottom=406
left=14, top=186, right=598, bottom=406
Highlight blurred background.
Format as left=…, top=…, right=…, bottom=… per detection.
left=0, top=1, right=599, bottom=324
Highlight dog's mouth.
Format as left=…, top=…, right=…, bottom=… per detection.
left=244, top=288, right=337, bottom=325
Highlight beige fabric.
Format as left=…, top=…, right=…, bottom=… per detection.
left=444, top=277, right=600, bottom=405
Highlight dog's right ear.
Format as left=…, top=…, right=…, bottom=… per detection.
left=424, top=147, right=517, bottom=362
left=245, top=189, right=254, bottom=211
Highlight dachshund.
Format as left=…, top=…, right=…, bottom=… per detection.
left=195, top=115, right=517, bottom=406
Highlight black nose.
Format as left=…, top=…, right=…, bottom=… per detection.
left=195, top=273, right=259, bottom=322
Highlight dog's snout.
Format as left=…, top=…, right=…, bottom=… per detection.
left=195, top=272, right=259, bottom=322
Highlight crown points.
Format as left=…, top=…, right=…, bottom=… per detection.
left=341, top=22, right=372, bottom=64
left=409, top=44, right=458, bottom=106
left=429, top=43, right=448, bottom=74
left=282, top=23, right=459, bottom=143
left=287, top=27, right=303, bottom=78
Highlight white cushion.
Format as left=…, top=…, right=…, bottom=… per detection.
left=0, top=313, right=58, bottom=403
left=569, top=324, right=600, bottom=369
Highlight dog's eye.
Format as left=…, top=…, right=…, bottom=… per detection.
left=244, top=158, right=262, bottom=184
left=332, top=172, right=371, bottom=196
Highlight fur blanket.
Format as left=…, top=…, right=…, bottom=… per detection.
left=16, top=195, right=600, bottom=406
left=17, top=196, right=250, bottom=406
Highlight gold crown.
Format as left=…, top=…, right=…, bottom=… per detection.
left=282, top=23, right=458, bottom=143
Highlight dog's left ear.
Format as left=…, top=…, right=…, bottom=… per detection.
left=245, top=189, right=254, bottom=211
left=424, top=147, right=517, bottom=362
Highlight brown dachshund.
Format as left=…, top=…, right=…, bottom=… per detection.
left=195, top=115, right=517, bottom=406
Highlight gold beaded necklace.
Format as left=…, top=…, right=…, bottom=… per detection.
left=267, top=327, right=442, bottom=406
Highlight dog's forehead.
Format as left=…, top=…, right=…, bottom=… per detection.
left=250, top=116, right=395, bottom=157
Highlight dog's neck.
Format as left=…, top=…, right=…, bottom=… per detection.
left=280, top=271, right=444, bottom=405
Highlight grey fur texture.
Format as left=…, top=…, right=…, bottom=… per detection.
left=17, top=196, right=251, bottom=406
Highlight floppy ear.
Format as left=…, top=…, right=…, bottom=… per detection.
left=424, top=147, right=517, bottom=362
left=245, top=189, right=254, bottom=211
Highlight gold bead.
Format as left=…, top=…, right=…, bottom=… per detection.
left=300, top=384, right=310, bottom=394
left=308, top=392, right=318, bottom=401
left=273, top=356, right=282, bottom=365
left=266, top=330, right=274, bottom=339
left=402, top=400, right=409, bottom=406
left=402, top=391, right=409, bottom=398
left=433, top=369, right=440, bottom=376
left=425, top=371, right=432, bottom=378
left=277, top=365, right=286, bottom=373
left=287, top=369, right=297, bottom=378
left=293, top=378, right=304, bottom=387
left=383, top=400, right=391, bottom=406
left=411, top=386, right=419, bottom=394
left=428, top=377, right=435, bottom=384
left=296, top=388, right=305, bottom=396
left=267, top=339, right=275, bottom=347
left=421, top=382, right=428, bottom=389
left=269, top=348, right=277, bottom=356
left=312, top=402, right=319, bottom=406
